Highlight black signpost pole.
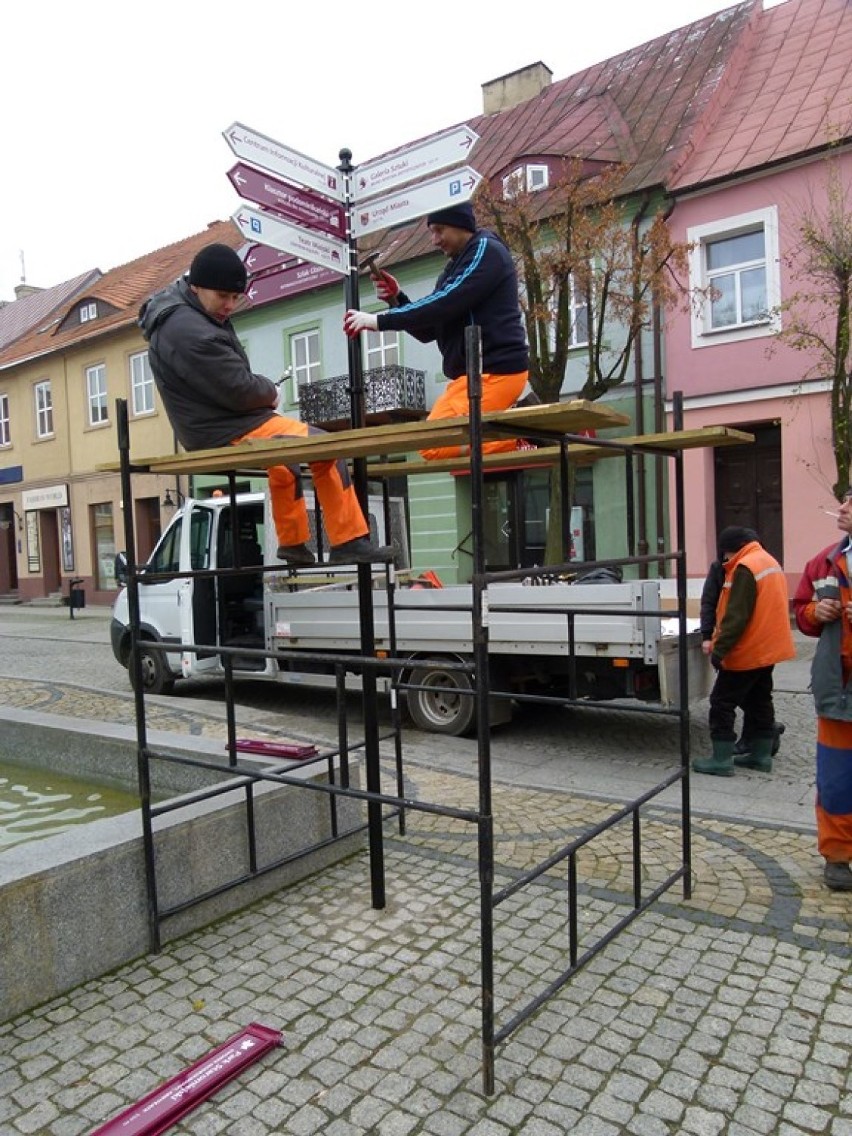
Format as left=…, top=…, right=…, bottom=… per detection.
left=339, top=147, right=386, bottom=911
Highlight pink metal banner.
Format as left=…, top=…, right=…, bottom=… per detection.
left=245, top=260, right=342, bottom=308
left=242, top=243, right=293, bottom=275
left=90, top=1022, right=282, bottom=1136
left=228, top=162, right=346, bottom=237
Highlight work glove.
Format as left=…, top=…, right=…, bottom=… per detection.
left=374, top=270, right=400, bottom=303
left=343, top=310, right=378, bottom=337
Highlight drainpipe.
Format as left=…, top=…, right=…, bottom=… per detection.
left=631, top=194, right=651, bottom=574
left=654, top=196, right=677, bottom=578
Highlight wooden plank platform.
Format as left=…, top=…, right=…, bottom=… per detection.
left=365, top=426, right=755, bottom=477
left=99, top=400, right=630, bottom=476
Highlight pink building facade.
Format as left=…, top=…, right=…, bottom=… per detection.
left=665, top=152, right=849, bottom=592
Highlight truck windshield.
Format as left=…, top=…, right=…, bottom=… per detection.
left=147, top=517, right=182, bottom=574
left=189, top=508, right=213, bottom=570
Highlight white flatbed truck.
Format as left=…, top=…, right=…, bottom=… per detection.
left=111, top=492, right=709, bottom=736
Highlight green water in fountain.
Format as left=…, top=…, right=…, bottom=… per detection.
left=0, top=760, right=139, bottom=851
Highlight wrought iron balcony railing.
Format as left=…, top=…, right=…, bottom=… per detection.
left=297, top=365, right=427, bottom=429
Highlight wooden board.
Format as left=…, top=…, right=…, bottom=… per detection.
left=98, top=400, right=630, bottom=476
left=365, top=426, right=756, bottom=477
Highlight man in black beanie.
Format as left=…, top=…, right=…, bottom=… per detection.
left=139, top=242, right=390, bottom=565
left=699, top=528, right=786, bottom=760
left=693, top=526, right=794, bottom=777
left=343, top=201, right=529, bottom=460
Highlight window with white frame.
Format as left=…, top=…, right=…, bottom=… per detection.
left=547, top=272, right=591, bottom=350
left=688, top=206, right=780, bottom=347
left=86, top=364, right=108, bottom=425
left=130, top=351, right=155, bottom=415
left=80, top=301, right=97, bottom=323
left=365, top=328, right=399, bottom=370
left=502, top=163, right=550, bottom=198
left=290, top=330, right=321, bottom=402
left=34, top=380, right=53, bottom=438
left=0, top=393, right=9, bottom=446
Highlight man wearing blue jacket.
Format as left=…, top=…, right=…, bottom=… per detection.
left=343, top=202, right=529, bottom=459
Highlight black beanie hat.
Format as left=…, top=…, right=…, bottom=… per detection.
left=717, top=526, right=759, bottom=559
left=426, top=202, right=476, bottom=233
left=189, top=243, right=247, bottom=293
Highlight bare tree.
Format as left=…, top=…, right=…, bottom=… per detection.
left=476, top=162, right=690, bottom=405
left=475, top=162, right=691, bottom=559
left=776, top=155, right=852, bottom=499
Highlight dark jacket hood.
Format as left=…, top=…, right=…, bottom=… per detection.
left=138, top=277, right=199, bottom=341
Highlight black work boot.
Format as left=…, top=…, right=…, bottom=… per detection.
left=276, top=543, right=316, bottom=567
left=824, top=862, right=852, bottom=892
left=329, top=537, right=393, bottom=564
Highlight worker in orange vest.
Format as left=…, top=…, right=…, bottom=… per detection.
left=693, top=526, right=795, bottom=777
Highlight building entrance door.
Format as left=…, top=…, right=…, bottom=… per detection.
left=714, top=422, right=782, bottom=564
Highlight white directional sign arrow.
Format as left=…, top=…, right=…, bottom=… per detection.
left=353, top=125, right=480, bottom=202
left=223, top=121, right=345, bottom=203
left=351, top=167, right=483, bottom=238
left=232, top=204, right=348, bottom=276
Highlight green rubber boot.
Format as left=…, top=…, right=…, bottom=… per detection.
left=734, top=734, right=773, bottom=772
left=693, top=738, right=735, bottom=777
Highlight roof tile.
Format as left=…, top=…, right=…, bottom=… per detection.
left=0, top=222, right=241, bottom=370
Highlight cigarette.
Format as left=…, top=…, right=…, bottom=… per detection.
left=821, top=508, right=840, bottom=518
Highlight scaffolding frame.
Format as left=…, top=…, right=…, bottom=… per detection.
left=115, top=340, right=726, bottom=1094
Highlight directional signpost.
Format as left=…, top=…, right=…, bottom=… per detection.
left=224, top=120, right=481, bottom=282
left=228, top=163, right=345, bottom=237
left=223, top=122, right=345, bottom=203
left=244, top=260, right=341, bottom=307
left=220, top=119, right=484, bottom=923
left=354, top=125, right=479, bottom=202
left=240, top=243, right=292, bottom=276
left=232, top=204, right=348, bottom=276
left=352, top=166, right=482, bottom=238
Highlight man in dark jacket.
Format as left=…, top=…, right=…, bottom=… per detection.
left=699, top=537, right=784, bottom=759
left=139, top=243, right=389, bottom=566
left=693, top=526, right=794, bottom=777
left=343, top=202, right=529, bottom=459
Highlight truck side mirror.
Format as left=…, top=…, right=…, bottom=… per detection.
left=114, top=552, right=128, bottom=586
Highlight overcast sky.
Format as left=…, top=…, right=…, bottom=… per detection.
left=1, top=0, right=775, bottom=303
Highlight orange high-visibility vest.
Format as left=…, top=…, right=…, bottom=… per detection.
left=714, top=542, right=795, bottom=670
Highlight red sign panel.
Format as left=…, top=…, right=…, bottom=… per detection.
left=228, top=163, right=345, bottom=237
left=245, top=261, right=342, bottom=308
left=90, top=1023, right=282, bottom=1136
left=242, top=243, right=292, bottom=275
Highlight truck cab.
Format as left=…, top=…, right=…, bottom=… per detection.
left=111, top=493, right=270, bottom=694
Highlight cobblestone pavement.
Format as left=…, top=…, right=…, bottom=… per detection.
left=0, top=605, right=850, bottom=1135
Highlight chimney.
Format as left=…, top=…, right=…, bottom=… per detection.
left=14, top=284, right=44, bottom=301
left=482, top=62, right=553, bottom=115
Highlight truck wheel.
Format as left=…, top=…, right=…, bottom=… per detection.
left=408, top=664, right=476, bottom=736
left=130, top=642, right=175, bottom=696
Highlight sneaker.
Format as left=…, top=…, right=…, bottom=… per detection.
left=514, top=389, right=542, bottom=408
left=328, top=537, right=394, bottom=564
left=276, top=543, right=316, bottom=567
left=824, top=861, right=852, bottom=892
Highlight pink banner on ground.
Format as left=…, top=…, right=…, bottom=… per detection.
left=90, top=1023, right=282, bottom=1136
left=233, top=738, right=318, bottom=759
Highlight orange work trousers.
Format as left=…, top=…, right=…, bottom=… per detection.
left=232, top=416, right=367, bottom=549
left=419, top=370, right=528, bottom=461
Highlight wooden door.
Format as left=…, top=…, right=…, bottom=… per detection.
left=714, top=423, right=783, bottom=565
